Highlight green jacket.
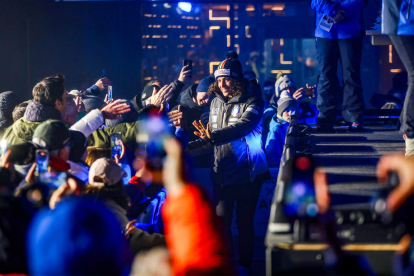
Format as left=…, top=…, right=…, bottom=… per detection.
left=3, top=118, right=140, bottom=149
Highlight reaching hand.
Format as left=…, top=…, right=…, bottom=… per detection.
left=124, top=219, right=137, bottom=239
left=168, top=105, right=185, bottom=129
left=95, top=78, right=112, bottom=91
left=178, top=65, right=193, bottom=83
left=377, top=154, right=414, bottom=212
left=292, top=88, right=304, bottom=100
left=150, top=85, right=173, bottom=107
left=100, top=99, right=131, bottom=120
left=193, top=120, right=212, bottom=140
left=49, top=178, right=80, bottom=209
left=114, top=141, right=125, bottom=164
left=162, top=139, right=186, bottom=197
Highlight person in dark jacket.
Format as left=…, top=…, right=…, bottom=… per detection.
left=172, top=76, right=215, bottom=141
left=311, top=0, right=366, bottom=131
left=188, top=51, right=269, bottom=274
left=382, top=0, right=414, bottom=157
left=265, top=94, right=298, bottom=168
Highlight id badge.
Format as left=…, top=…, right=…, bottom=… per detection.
left=319, top=14, right=333, bottom=32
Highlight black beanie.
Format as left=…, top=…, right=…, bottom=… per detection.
left=214, top=51, right=243, bottom=80
left=141, top=85, right=161, bottom=102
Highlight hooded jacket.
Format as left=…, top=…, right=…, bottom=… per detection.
left=382, top=0, right=414, bottom=35
left=173, top=84, right=211, bottom=141
left=3, top=101, right=62, bottom=145
left=188, top=82, right=268, bottom=186
left=311, top=0, right=366, bottom=39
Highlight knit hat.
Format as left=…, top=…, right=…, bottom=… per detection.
left=32, top=120, right=73, bottom=150
left=196, top=76, right=215, bottom=93
left=81, top=96, right=106, bottom=113
left=214, top=51, right=243, bottom=80
left=88, top=158, right=127, bottom=186
left=141, top=85, right=161, bottom=102
left=275, top=74, right=296, bottom=98
left=277, top=94, right=297, bottom=118
left=0, top=91, right=20, bottom=129
left=27, top=198, right=125, bottom=276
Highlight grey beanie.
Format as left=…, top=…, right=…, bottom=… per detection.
left=275, top=75, right=296, bottom=98
left=82, top=96, right=106, bottom=113
left=0, top=91, right=20, bottom=129
left=277, top=95, right=297, bottom=118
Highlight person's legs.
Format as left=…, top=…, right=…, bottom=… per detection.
left=235, top=179, right=263, bottom=268
left=389, top=35, right=414, bottom=156
left=338, top=37, right=364, bottom=124
left=215, top=184, right=236, bottom=256
left=316, top=37, right=340, bottom=128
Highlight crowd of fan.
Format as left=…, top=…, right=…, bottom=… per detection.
left=0, top=50, right=413, bottom=276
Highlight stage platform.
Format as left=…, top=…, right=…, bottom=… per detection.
left=311, top=126, right=404, bottom=206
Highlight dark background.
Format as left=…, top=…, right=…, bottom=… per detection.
left=0, top=0, right=398, bottom=108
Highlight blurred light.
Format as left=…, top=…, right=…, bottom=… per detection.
left=296, top=157, right=311, bottom=170
left=271, top=70, right=292, bottom=74
left=209, top=61, right=221, bottom=74
left=209, top=9, right=231, bottom=29
left=389, top=45, right=393, bottom=63
left=391, top=69, right=402, bottom=73
left=178, top=2, right=192, bottom=12
left=245, top=26, right=251, bottom=38
left=306, top=203, right=318, bottom=217
left=292, top=182, right=306, bottom=197
left=280, top=53, right=292, bottom=65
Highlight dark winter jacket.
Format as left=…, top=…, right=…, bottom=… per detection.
left=173, top=84, right=211, bottom=141
left=2, top=101, right=62, bottom=145
left=188, top=88, right=268, bottom=186
left=265, top=115, right=289, bottom=168
left=382, top=0, right=414, bottom=35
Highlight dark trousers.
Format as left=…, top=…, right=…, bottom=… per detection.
left=316, top=37, right=364, bottom=125
left=389, top=35, right=414, bottom=138
left=214, top=179, right=262, bottom=267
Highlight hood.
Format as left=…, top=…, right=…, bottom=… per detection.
left=179, top=84, right=201, bottom=109
left=12, top=119, right=43, bottom=142
left=24, top=101, right=61, bottom=122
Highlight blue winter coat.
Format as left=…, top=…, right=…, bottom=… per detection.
left=264, top=116, right=289, bottom=168
left=382, top=0, right=414, bottom=35
left=311, top=0, right=366, bottom=39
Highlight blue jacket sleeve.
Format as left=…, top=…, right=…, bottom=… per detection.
left=264, top=126, right=284, bottom=168
left=82, top=85, right=101, bottom=96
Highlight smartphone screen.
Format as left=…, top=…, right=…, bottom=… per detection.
left=136, top=109, right=172, bottom=170
left=283, top=156, right=318, bottom=218
left=183, top=60, right=193, bottom=78
left=108, top=85, right=113, bottom=101
left=110, top=133, right=122, bottom=159
left=35, top=150, right=49, bottom=174
left=38, top=172, right=67, bottom=188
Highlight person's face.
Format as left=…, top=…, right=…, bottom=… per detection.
left=196, top=92, right=211, bottom=106
left=282, top=107, right=296, bottom=122
left=55, top=89, right=68, bottom=114
left=217, top=77, right=233, bottom=97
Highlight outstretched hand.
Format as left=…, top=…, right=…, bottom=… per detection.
left=100, top=99, right=131, bottom=120
left=150, top=85, right=173, bottom=107
left=168, top=105, right=185, bottom=129
left=95, top=77, right=112, bottom=91
left=193, top=120, right=212, bottom=140
left=162, top=139, right=185, bottom=197
left=178, top=65, right=193, bottom=83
